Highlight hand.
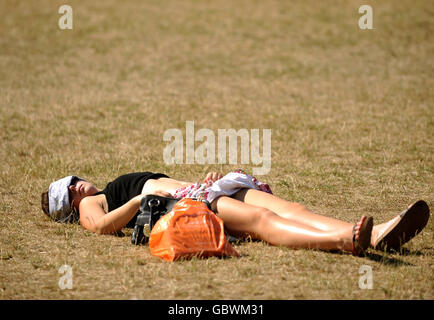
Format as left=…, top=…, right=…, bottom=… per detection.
left=203, top=172, right=223, bottom=184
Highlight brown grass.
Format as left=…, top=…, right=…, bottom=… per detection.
left=0, top=0, right=433, bottom=299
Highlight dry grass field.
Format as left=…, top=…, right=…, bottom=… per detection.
left=0, top=0, right=433, bottom=300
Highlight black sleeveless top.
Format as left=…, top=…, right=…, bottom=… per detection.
left=95, top=172, right=169, bottom=228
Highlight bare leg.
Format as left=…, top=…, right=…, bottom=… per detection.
left=147, top=178, right=371, bottom=250
left=232, top=189, right=402, bottom=248
left=147, top=176, right=349, bottom=235
left=232, top=189, right=353, bottom=232
left=211, top=195, right=365, bottom=252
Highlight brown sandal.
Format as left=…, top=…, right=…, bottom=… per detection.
left=352, top=216, right=374, bottom=256
left=373, top=200, right=430, bottom=251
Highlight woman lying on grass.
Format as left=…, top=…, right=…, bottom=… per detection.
left=41, top=170, right=430, bottom=256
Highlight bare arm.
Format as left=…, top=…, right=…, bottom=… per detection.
left=79, top=194, right=143, bottom=235
left=79, top=190, right=174, bottom=235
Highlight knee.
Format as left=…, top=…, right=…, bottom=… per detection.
left=253, top=207, right=277, bottom=228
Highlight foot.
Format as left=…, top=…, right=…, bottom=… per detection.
left=351, top=216, right=374, bottom=256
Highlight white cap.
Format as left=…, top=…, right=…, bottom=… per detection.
left=48, top=175, right=85, bottom=222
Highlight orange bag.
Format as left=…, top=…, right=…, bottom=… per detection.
left=149, top=198, right=239, bottom=262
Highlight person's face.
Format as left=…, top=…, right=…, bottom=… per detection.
left=68, top=179, right=99, bottom=209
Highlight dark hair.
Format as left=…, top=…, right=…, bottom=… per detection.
left=68, top=177, right=81, bottom=222
left=70, top=176, right=80, bottom=186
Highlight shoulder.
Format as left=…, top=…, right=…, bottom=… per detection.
left=79, top=194, right=107, bottom=213
left=79, top=195, right=107, bottom=232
